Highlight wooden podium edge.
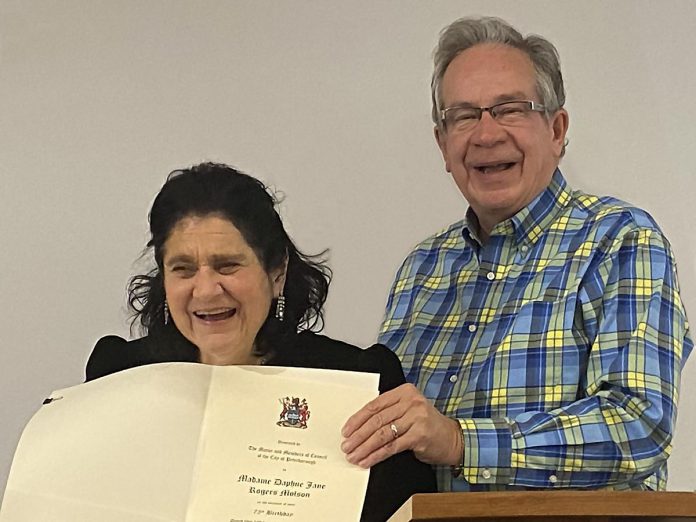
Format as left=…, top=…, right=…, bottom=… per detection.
left=388, top=491, right=696, bottom=521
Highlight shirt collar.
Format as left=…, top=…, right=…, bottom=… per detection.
left=462, top=169, right=573, bottom=249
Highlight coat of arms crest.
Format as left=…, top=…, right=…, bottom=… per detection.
left=277, top=397, right=310, bottom=429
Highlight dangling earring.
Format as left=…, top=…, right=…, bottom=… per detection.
left=275, top=294, right=285, bottom=322
left=163, top=301, right=170, bottom=325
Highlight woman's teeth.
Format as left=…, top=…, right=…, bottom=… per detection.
left=194, top=309, right=236, bottom=321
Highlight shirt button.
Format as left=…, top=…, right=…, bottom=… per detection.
left=549, top=474, right=558, bottom=484
left=481, top=469, right=492, bottom=479
left=468, top=324, right=477, bottom=333
left=449, top=374, right=458, bottom=383
left=486, top=271, right=496, bottom=281
left=520, top=245, right=529, bottom=253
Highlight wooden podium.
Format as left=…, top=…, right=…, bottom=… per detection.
left=387, top=491, right=696, bottom=522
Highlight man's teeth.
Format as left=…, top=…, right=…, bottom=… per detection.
left=478, top=163, right=514, bottom=173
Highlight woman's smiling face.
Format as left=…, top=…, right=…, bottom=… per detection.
left=162, top=214, right=285, bottom=365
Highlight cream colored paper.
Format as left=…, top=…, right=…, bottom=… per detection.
left=0, top=363, right=378, bottom=522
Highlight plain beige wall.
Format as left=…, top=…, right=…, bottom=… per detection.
left=1, top=0, right=694, bottom=496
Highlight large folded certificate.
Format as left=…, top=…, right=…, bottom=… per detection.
left=0, top=363, right=379, bottom=522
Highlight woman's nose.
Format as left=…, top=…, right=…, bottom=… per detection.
left=192, top=268, right=223, bottom=298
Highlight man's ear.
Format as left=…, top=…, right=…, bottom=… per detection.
left=550, top=108, right=569, bottom=157
left=434, top=126, right=451, bottom=173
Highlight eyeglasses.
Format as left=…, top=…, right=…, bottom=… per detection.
left=440, top=100, right=547, bottom=132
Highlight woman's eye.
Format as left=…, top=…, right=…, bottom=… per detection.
left=217, top=263, right=239, bottom=274
left=171, top=265, right=195, bottom=276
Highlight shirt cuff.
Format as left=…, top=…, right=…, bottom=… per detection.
left=455, top=417, right=513, bottom=484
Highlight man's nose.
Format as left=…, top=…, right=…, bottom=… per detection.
left=470, top=111, right=507, bottom=146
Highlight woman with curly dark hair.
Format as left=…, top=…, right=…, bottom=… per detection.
left=85, top=162, right=435, bottom=522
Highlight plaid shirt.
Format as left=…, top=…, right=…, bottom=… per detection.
left=379, top=170, right=693, bottom=492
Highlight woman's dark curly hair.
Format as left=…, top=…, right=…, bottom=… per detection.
left=128, top=162, right=331, bottom=360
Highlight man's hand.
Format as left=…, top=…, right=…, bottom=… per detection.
left=341, top=383, right=462, bottom=468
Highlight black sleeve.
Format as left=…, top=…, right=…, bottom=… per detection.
left=85, top=335, right=143, bottom=382
left=361, top=344, right=407, bottom=393
left=359, top=344, right=438, bottom=522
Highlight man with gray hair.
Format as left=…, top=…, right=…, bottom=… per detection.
left=342, top=16, right=692, bottom=492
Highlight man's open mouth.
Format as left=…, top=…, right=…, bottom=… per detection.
left=474, top=162, right=516, bottom=174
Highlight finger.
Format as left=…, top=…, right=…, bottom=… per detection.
left=341, top=400, right=408, bottom=454
left=354, top=432, right=412, bottom=469
left=344, top=416, right=410, bottom=464
left=341, top=387, right=403, bottom=438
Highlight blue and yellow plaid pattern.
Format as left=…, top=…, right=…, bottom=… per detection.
left=379, top=170, right=693, bottom=491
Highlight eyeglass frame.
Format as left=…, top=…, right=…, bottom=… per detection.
left=439, top=100, right=548, bottom=131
